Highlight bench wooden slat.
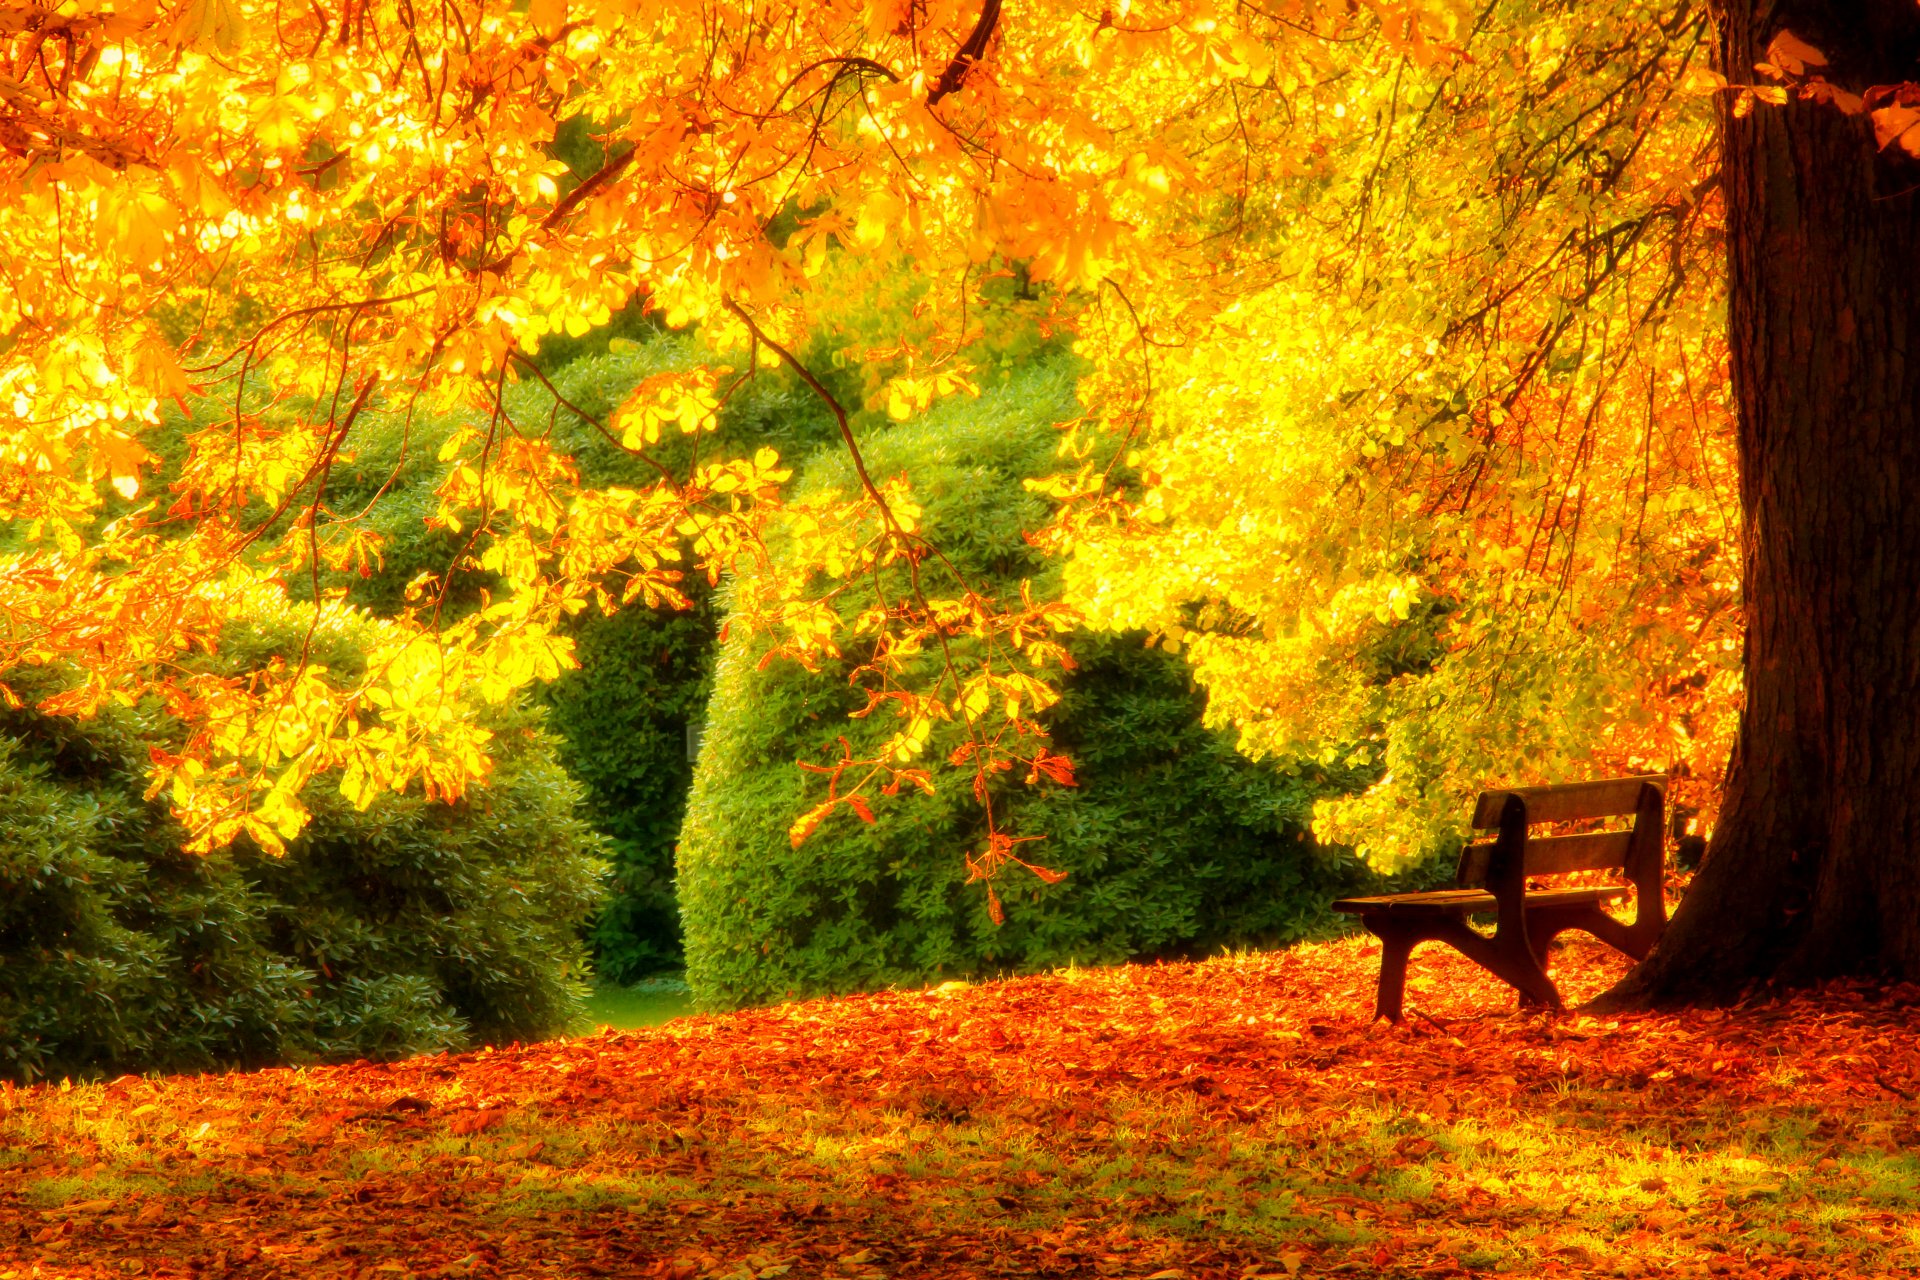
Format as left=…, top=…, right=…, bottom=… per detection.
left=1332, top=885, right=1628, bottom=916
left=1455, top=830, right=1635, bottom=886
left=1334, top=888, right=1496, bottom=913
left=1469, top=775, right=1665, bottom=829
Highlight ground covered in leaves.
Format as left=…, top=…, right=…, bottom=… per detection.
left=5, top=936, right=1920, bottom=1280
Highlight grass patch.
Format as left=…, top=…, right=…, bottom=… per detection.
left=580, top=975, right=695, bottom=1030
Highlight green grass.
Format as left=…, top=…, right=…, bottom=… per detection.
left=579, top=976, right=695, bottom=1031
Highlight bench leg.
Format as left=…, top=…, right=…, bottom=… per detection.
left=1424, top=916, right=1563, bottom=1010
left=1357, top=914, right=1564, bottom=1019
left=1368, top=924, right=1417, bottom=1022
left=1496, top=945, right=1564, bottom=1011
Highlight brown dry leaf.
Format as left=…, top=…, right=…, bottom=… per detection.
left=60, top=1198, right=120, bottom=1213
left=448, top=1108, right=504, bottom=1136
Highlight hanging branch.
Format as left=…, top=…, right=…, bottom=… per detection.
left=721, top=298, right=914, bottom=545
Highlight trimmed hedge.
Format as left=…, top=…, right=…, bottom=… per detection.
left=678, top=365, right=1382, bottom=1010
left=510, top=342, right=846, bottom=978
left=0, top=608, right=605, bottom=1083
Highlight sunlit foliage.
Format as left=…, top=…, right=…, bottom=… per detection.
left=0, top=0, right=1739, bottom=880
left=1055, top=0, right=1740, bottom=866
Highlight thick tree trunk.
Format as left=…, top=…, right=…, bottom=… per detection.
left=1600, top=0, right=1920, bottom=1005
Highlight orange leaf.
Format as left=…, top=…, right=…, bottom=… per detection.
left=1872, top=103, right=1920, bottom=153
left=788, top=799, right=836, bottom=848
left=1765, top=30, right=1828, bottom=78
left=449, top=1109, right=504, bottom=1136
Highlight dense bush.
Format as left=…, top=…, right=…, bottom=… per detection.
left=304, top=338, right=845, bottom=980
left=0, top=607, right=605, bottom=1083
left=678, top=365, right=1387, bottom=1010
left=134, top=313, right=1073, bottom=988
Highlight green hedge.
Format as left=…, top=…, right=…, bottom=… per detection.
left=0, top=610, right=606, bottom=1083
left=304, top=338, right=845, bottom=980
left=678, top=365, right=1382, bottom=1010
left=506, top=342, right=845, bottom=980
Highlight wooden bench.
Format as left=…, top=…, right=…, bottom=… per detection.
left=1332, top=776, right=1668, bottom=1021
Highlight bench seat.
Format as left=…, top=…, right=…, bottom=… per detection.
left=1332, top=885, right=1627, bottom=917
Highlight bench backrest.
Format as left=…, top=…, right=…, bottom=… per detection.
left=1456, top=775, right=1665, bottom=889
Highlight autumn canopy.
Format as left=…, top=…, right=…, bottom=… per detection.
left=8, top=0, right=1920, bottom=995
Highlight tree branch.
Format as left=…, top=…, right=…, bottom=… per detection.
left=927, top=0, right=1001, bottom=106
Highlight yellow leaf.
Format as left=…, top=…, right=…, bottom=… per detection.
left=167, top=152, right=233, bottom=218
left=855, top=190, right=903, bottom=249
left=960, top=679, right=992, bottom=722
left=530, top=0, right=566, bottom=36
left=1677, top=66, right=1726, bottom=97
left=169, top=0, right=246, bottom=51
left=133, top=333, right=194, bottom=402
left=254, top=94, right=315, bottom=150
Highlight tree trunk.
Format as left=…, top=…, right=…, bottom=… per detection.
left=1599, top=0, right=1920, bottom=1006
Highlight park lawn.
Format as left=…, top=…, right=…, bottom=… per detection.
left=2, top=935, right=1918, bottom=1280
left=581, top=979, right=697, bottom=1032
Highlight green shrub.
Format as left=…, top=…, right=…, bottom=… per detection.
left=0, top=607, right=605, bottom=1083
left=496, top=342, right=848, bottom=979
left=678, top=364, right=1384, bottom=1010
left=305, top=338, right=844, bottom=979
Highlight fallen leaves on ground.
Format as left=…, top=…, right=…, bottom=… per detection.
left=3, top=934, right=1919, bottom=1279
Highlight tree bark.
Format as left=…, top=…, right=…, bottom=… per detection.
left=1599, top=0, right=1920, bottom=1006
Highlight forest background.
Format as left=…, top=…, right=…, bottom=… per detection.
left=0, top=0, right=1779, bottom=1079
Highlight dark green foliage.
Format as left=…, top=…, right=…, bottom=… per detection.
left=502, top=342, right=842, bottom=977
left=545, top=598, right=717, bottom=982
left=0, top=611, right=605, bottom=1084
left=1040, top=634, right=1381, bottom=953
left=679, top=364, right=1386, bottom=1010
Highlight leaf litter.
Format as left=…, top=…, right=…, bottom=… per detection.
left=3, top=934, right=1918, bottom=1279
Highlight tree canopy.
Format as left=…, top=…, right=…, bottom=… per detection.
left=7, top=0, right=1906, bottom=956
